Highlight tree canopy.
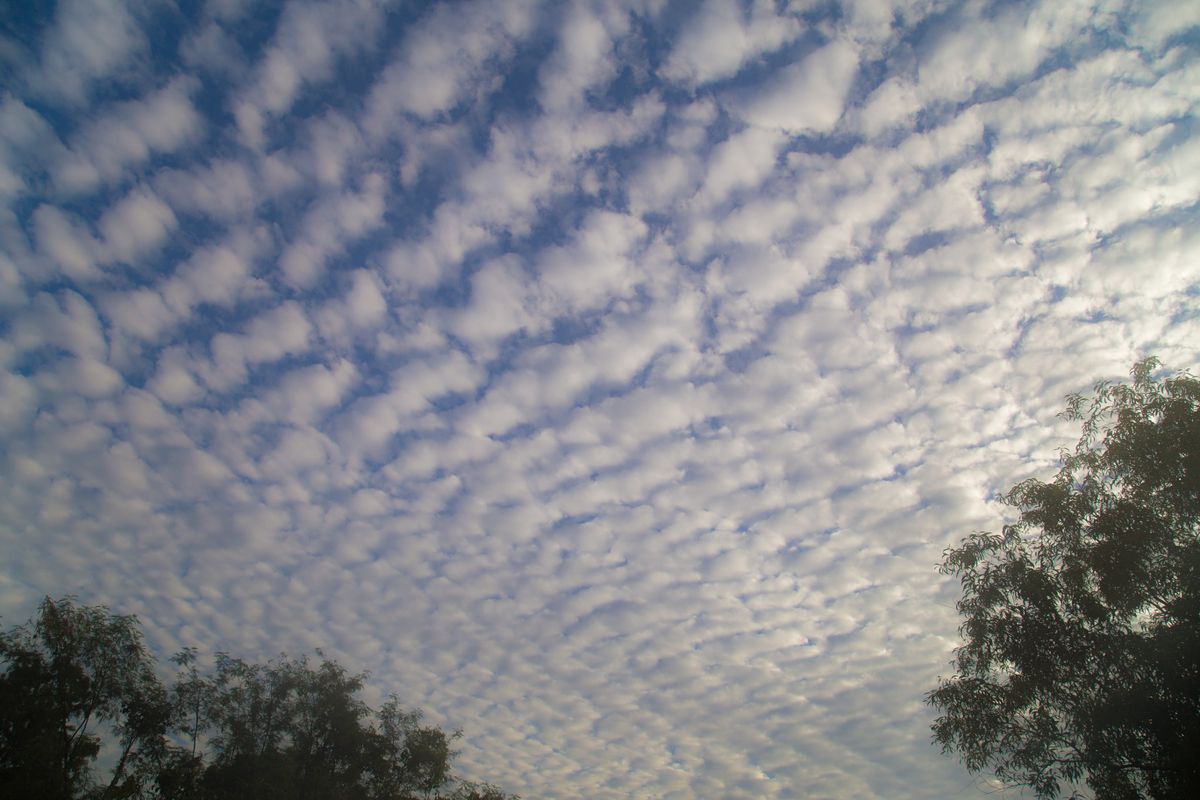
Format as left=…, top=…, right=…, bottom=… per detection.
left=0, top=596, right=518, bottom=800
left=928, top=358, right=1200, bottom=799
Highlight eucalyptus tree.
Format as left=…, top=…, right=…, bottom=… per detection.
left=0, top=596, right=167, bottom=799
left=1, top=598, right=519, bottom=800
left=929, top=359, right=1200, bottom=798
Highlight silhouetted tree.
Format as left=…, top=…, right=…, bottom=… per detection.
left=194, top=652, right=461, bottom=800
left=1, top=598, right=519, bottom=800
left=449, top=782, right=515, bottom=800
left=0, top=596, right=166, bottom=799
left=371, top=697, right=457, bottom=799
left=928, top=358, right=1200, bottom=799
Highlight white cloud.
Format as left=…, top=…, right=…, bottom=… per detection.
left=537, top=2, right=627, bottom=113
left=27, top=189, right=179, bottom=282
left=448, top=257, right=542, bottom=352
left=0, top=97, right=67, bottom=201
left=54, top=78, right=204, bottom=195
left=233, top=301, right=312, bottom=363
left=364, top=0, right=538, bottom=134
left=735, top=39, right=860, bottom=132
left=333, top=349, right=484, bottom=462
left=97, top=188, right=178, bottom=265
left=536, top=209, right=649, bottom=314
left=154, top=159, right=259, bottom=221
left=300, top=112, right=365, bottom=188
left=232, top=0, right=388, bottom=147
left=693, top=126, right=787, bottom=208
left=11, top=290, right=107, bottom=360
left=704, top=245, right=816, bottom=353
left=1128, top=0, right=1200, bottom=49
left=166, top=232, right=268, bottom=312
left=855, top=0, right=1129, bottom=137
left=21, top=0, right=147, bottom=106
left=661, top=0, right=803, bottom=87
left=265, top=359, right=360, bottom=426
left=0, top=371, right=38, bottom=434
left=882, top=165, right=985, bottom=252
left=316, top=269, right=389, bottom=342
left=180, top=19, right=248, bottom=76
left=38, top=356, right=124, bottom=399
left=100, top=287, right=176, bottom=343
left=382, top=94, right=663, bottom=296
left=147, top=347, right=205, bottom=406
left=923, top=0, right=1115, bottom=103
left=188, top=301, right=314, bottom=393
left=280, top=173, right=387, bottom=288
left=627, top=149, right=700, bottom=215
left=3, top=3, right=1199, bottom=799
left=31, top=205, right=103, bottom=281
left=102, top=228, right=269, bottom=344
left=855, top=75, right=922, bottom=138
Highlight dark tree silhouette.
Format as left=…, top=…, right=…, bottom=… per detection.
left=0, top=597, right=519, bottom=800
left=928, top=358, right=1200, bottom=799
left=0, top=596, right=166, bottom=799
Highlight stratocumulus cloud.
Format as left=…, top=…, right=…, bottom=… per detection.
left=1, top=1, right=1198, bottom=798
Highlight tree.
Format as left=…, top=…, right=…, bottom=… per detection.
left=199, top=653, right=304, bottom=800
left=154, top=647, right=211, bottom=800
left=1, top=599, right=519, bottom=800
left=449, top=782, right=515, bottom=800
left=928, top=358, right=1200, bottom=799
left=0, top=596, right=167, bottom=800
left=371, top=697, right=456, bottom=800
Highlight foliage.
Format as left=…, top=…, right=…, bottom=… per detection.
left=0, top=597, right=519, bottom=800
left=928, top=358, right=1200, bottom=799
left=0, top=595, right=165, bottom=800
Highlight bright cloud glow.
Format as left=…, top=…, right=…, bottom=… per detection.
left=1, top=2, right=1197, bottom=798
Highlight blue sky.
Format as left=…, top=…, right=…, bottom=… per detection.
left=1, top=0, right=1198, bottom=797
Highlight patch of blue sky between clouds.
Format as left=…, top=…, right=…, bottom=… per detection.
left=2, top=1, right=1199, bottom=798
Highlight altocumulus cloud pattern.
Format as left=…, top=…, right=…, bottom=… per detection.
left=1, top=0, right=1198, bottom=797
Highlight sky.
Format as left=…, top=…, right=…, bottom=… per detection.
left=0, top=0, right=1198, bottom=797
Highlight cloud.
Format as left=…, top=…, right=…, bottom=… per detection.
left=917, top=0, right=1107, bottom=105
left=54, top=78, right=204, bottom=195
left=735, top=39, right=860, bottom=133
left=0, top=371, right=37, bottom=434
left=18, top=0, right=147, bottom=107
left=660, top=0, right=803, bottom=87
left=10, top=289, right=107, bottom=361
left=37, top=356, right=125, bottom=399
left=97, top=188, right=178, bottom=265
left=381, top=92, right=663, bottom=296
left=232, top=0, right=387, bottom=147
left=855, top=0, right=1128, bottom=137
left=692, top=125, right=786, bottom=208
left=363, top=0, right=538, bottom=134
left=537, top=2, right=628, bottom=113
left=25, top=187, right=180, bottom=282
left=147, top=347, right=205, bottom=406
left=1128, top=0, right=1200, bottom=48
left=153, top=159, right=259, bottom=221
left=0, top=97, right=67, bottom=202
left=315, top=269, right=390, bottom=343
left=448, top=256, right=542, bottom=351
left=333, top=348, right=484, bottom=463
left=2, top=3, right=1198, bottom=800
left=280, top=173, right=387, bottom=288
left=535, top=209, right=649, bottom=316
left=179, top=19, right=249, bottom=76
left=102, top=228, right=269, bottom=344
left=159, top=301, right=316, bottom=396
left=264, top=359, right=361, bottom=426
left=31, top=205, right=104, bottom=281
